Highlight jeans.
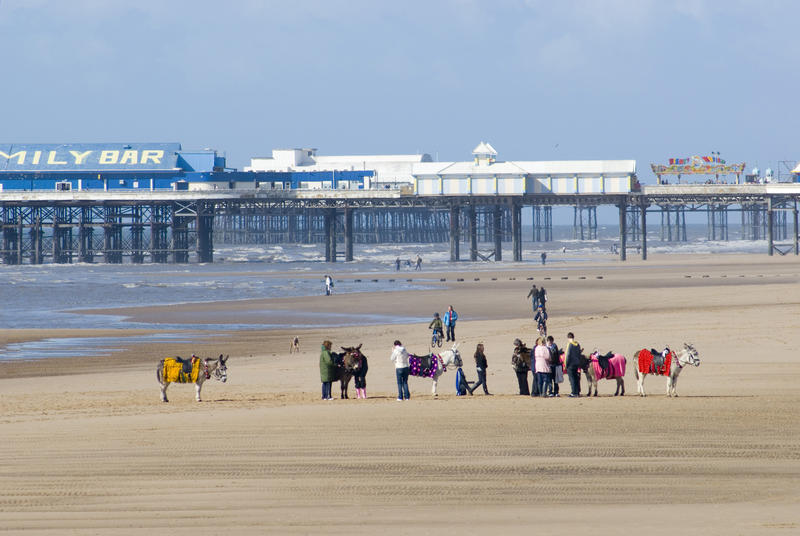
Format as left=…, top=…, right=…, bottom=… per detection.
left=395, top=367, right=410, bottom=400
left=567, top=367, right=581, bottom=396
left=446, top=324, right=455, bottom=341
left=550, top=365, right=560, bottom=395
left=536, top=372, right=552, bottom=396
left=530, top=370, right=540, bottom=397
left=321, top=381, right=332, bottom=400
left=472, top=368, right=488, bottom=394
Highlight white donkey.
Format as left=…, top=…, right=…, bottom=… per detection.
left=428, top=343, right=463, bottom=396
left=157, top=354, right=228, bottom=402
left=633, top=344, right=699, bottom=397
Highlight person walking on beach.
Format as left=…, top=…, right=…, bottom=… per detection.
left=565, top=332, right=583, bottom=398
left=324, top=275, right=334, bottom=296
left=469, top=343, right=491, bottom=395
left=415, top=255, right=422, bottom=271
left=395, top=257, right=401, bottom=271
left=537, top=286, right=547, bottom=309
left=527, top=284, right=539, bottom=314
left=533, top=337, right=552, bottom=397
left=390, top=340, right=410, bottom=401
left=541, top=252, right=547, bottom=265
left=511, top=338, right=531, bottom=396
left=443, top=305, right=458, bottom=342
left=319, top=340, right=335, bottom=401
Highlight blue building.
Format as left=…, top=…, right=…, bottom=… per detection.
left=0, top=142, right=373, bottom=192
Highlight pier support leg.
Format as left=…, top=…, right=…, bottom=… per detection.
left=640, top=204, right=648, bottom=261
left=493, top=205, right=502, bottom=262
left=449, top=205, right=460, bottom=262
left=794, top=206, right=798, bottom=256
left=618, top=203, right=627, bottom=261
left=325, top=208, right=336, bottom=262
left=469, top=206, right=477, bottom=261
left=511, top=201, right=522, bottom=262
left=344, top=208, right=353, bottom=262
left=196, top=202, right=214, bottom=263
left=767, top=201, right=774, bottom=256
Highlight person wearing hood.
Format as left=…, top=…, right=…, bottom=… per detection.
left=390, top=340, right=410, bottom=401
left=319, top=340, right=336, bottom=400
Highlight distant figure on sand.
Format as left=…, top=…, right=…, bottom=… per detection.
left=541, top=252, right=547, bottom=265
left=443, top=305, right=458, bottom=342
left=395, top=257, right=401, bottom=271
left=415, top=255, right=422, bottom=271
left=527, top=284, right=539, bottom=313
left=324, top=275, right=334, bottom=296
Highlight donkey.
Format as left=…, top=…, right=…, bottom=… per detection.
left=409, top=342, right=463, bottom=397
left=157, top=354, right=228, bottom=402
left=584, top=351, right=627, bottom=396
left=633, top=344, right=700, bottom=397
left=331, top=345, right=364, bottom=399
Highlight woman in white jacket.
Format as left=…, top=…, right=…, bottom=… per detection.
left=391, top=340, right=410, bottom=401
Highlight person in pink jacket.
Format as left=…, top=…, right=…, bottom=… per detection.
left=533, top=337, right=552, bottom=398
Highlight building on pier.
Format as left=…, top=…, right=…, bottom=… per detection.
left=412, top=142, right=637, bottom=195
left=245, top=147, right=431, bottom=188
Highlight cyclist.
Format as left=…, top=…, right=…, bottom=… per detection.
left=534, top=306, right=547, bottom=337
left=428, top=312, right=444, bottom=346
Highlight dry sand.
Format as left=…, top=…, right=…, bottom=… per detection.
left=1, top=254, right=799, bottom=534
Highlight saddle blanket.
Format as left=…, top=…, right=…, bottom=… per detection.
left=637, top=349, right=672, bottom=376
left=409, top=353, right=440, bottom=378
left=162, top=357, right=200, bottom=383
left=591, top=353, right=626, bottom=380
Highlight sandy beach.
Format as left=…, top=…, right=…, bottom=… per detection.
left=2, top=254, right=800, bottom=534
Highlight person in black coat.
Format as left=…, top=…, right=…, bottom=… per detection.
left=564, top=332, right=583, bottom=397
left=511, top=338, right=531, bottom=396
left=469, top=343, right=491, bottom=395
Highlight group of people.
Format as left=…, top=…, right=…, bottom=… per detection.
left=319, top=331, right=590, bottom=401
left=395, top=255, right=422, bottom=271
left=512, top=332, right=584, bottom=397
left=526, top=284, right=548, bottom=335
left=428, top=305, right=458, bottom=343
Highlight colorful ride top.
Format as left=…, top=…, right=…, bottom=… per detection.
left=651, top=154, right=746, bottom=184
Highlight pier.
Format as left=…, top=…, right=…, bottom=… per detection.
left=2, top=184, right=800, bottom=264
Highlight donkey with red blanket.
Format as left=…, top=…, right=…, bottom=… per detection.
left=584, top=351, right=626, bottom=396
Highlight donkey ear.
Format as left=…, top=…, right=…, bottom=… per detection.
left=356, top=344, right=362, bottom=350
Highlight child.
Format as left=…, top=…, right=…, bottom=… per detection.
left=428, top=312, right=443, bottom=340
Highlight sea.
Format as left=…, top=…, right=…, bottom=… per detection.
left=0, top=224, right=767, bottom=361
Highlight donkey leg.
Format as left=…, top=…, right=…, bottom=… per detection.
left=195, top=382, right=202, bottom=402
left=160, top=383, right=169, bottom=403
left=431, top=378, right=438, bottom=397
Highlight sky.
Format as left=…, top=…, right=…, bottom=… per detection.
left=1, top=0, right=798, bottom=183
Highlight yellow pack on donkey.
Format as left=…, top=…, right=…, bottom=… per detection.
left=162, top=357, right=202, bottom=383
left=157, top=354, right=229, bottom=402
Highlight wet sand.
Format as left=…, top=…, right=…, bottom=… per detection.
left=1, top=254, right=799, bottom=534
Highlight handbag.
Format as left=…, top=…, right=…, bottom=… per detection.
left=555, top=364, right=564, bottom=383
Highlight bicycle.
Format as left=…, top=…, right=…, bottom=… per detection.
left=431, top=328, right=443, bottom=348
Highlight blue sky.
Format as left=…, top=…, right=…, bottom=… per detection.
left=1, top=0, right=798, bottom=183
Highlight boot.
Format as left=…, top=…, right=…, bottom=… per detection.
left=361, top=388, right=367, bottom=399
